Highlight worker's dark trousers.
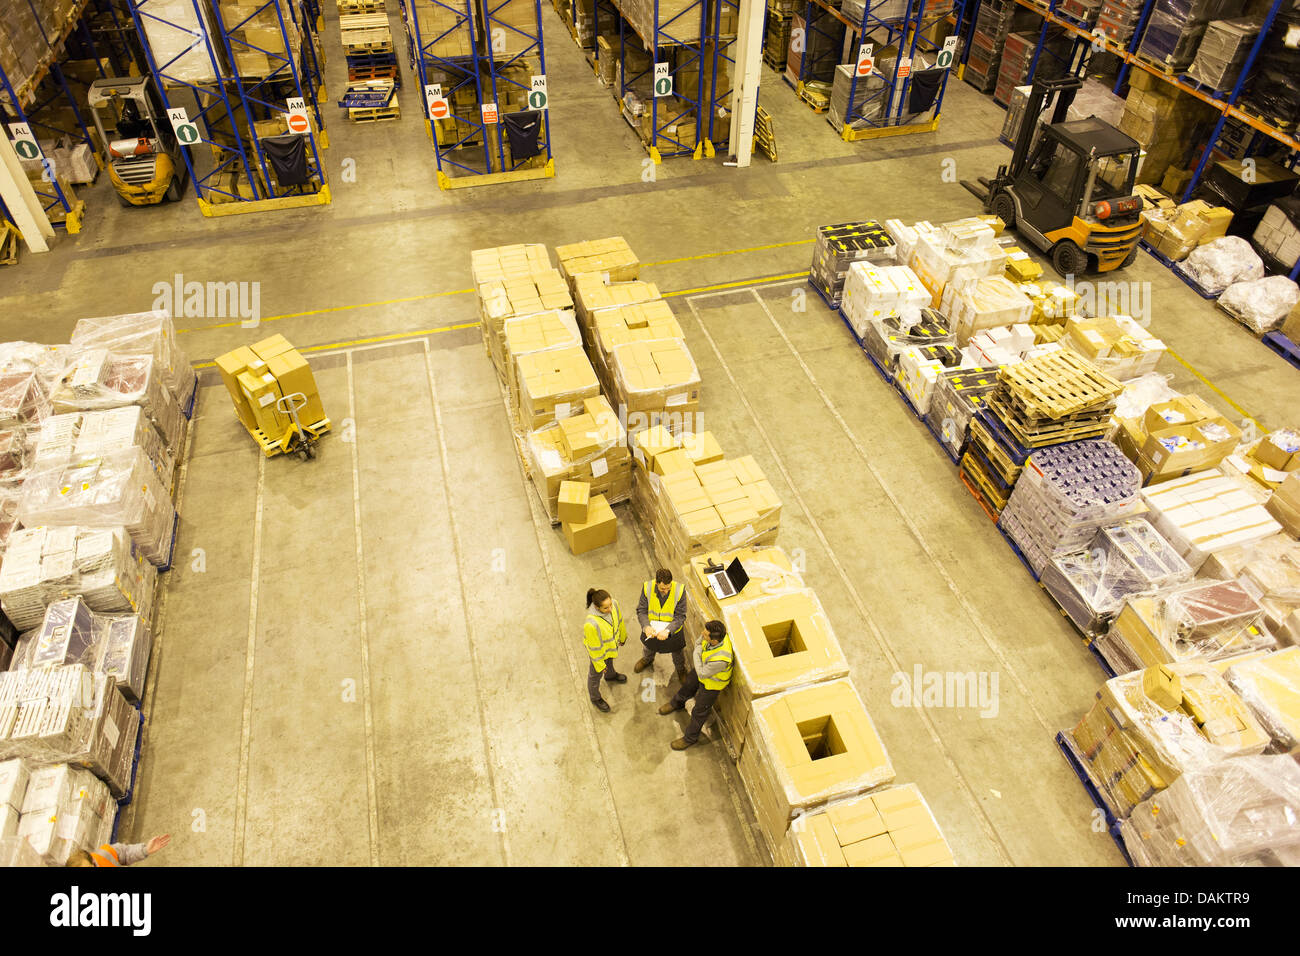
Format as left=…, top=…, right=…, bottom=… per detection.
left=588, top=659, right=622, bottom=700
left=639, top=631, right=687, bottom=673
left=672, top=672, right=721, bottom=745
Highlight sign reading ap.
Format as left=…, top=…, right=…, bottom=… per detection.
left=167, top=107, right=200, bottom=145
left=936, top=36, right=959, bottom=69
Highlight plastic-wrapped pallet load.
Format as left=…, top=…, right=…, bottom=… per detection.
left=13, top=763, right=116, bottom=866
left=0, top=526, right=155, bottom=630
left=1137, top=0, right=1244, bottom=72
left=525, top=395, right=632, bottom=522
left=840, top=263, right=930, bottom=339
left=608, top=338, right=701, bottom=440
left=512, top=345, right=601, bottom=433
left=1041, top=517, right=1193, bottom=637
left=779, top=784, right=955, bottom=866
left=1218, top=275, right=1300, bottom=334
left=715, top=588, right=851, bottom=757
left=471, top=244, right=572, bottom=378
left=554, top=236, right=639, bottom=292
left=1200, top=532, right=1300, bottom=638
left=1069, top=661, right=1270, bottom=818
left=1180, top=236, right=1263, bottom=295
left=926, top=366, right=1000, bottom=458
left=1097, top=578, right=1276, bottom=674
left=1141, top=469, right=1281, bottom=570
left=588, top=299, right=683, bottom=394
left=1120, top=754, right=1300, bottom=865
left=861, top=309, right=953, bottom=376
left=682, top=545, right=805, bottom=640
left=94, top=616, right=153, bottom=705
left=50, top=350, right=183, bottom=454
left=70, top=310, right=196, bottom=417
left=896, top=344, right=962, bottom=416
left=502, top=310, right=583, bottom=411
left=908, top=217, right=1008, bottom=309
left=1224, top=648, right=1300, bottom=754
left=999, top=439, right=1145, bottom=577
left=1060, top=314, right=1167, bottom=380
left=17, top=447, right=176, bottom=569
left=1251, top=201, right=1300, bottom=272
left=810, top=221, right=897, bottom=308
left=571, top=274, right=663, bottom=337
left=737, top=678, right=895, bottom=855
left=962, top=322, right=1042, bottom=367
left=940, top=276, right=1033, bottom=345
left=1188, top=17, right=1261, bottom=89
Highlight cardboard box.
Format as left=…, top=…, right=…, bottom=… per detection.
left=737, top=678, right=895, bottom=851
left=215, top=346, right=259, bottom=431
left=236, top=369, right=288, bottom=436
left=562, top=493, right=617, bottom=555
left=265, top=350, right=325, bottom=426
left=1253, top=429, right=1300, bottom=472
left=781, top=784, right=954, bottom=867
left=251, top=333, right=294, bottom=363
left=681, top=430, right=723, bottom=466
left=558, top=480, right=590, bottom=524
left=1267, top=472, right=1300, bottom=538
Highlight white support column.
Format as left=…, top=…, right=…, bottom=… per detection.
left=727, top=0, right=763, bottom=167
left=0, top=133, right=54, bottom=253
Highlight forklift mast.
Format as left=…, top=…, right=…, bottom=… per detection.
left=1007, top=76, right=1084, bottom=179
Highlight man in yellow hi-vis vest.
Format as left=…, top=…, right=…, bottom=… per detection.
left=634, top=568, right=688, bottom=680
left=659, top=620, right=733, bottom=750
left=583, top=587, right=628, bottom=712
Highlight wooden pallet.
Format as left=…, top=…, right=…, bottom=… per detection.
left=998, top=350, right=1121, bottom=420
left=348, top=103, right=401, bottom=122
left=0, top=222, right=19, bottom=266
left=348, top=64, right=400, bottom=82
left=987, top=395, right=1111, bottom=448
left=340, top=14, right=394, bottom=52
left=797, top=84, right=829, bottom=113
left=337, top=0, right=385, bottom=11
left=753, top=104, right=777, bottom=161
left=1263, top=331, right=1300, bottom=370
left=960, top=450, right=1011, bottom=512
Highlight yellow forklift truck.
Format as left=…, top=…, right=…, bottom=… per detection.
left=88, top=75, right=189, bottom=206
left=965, top=76, right=1144, bottom=276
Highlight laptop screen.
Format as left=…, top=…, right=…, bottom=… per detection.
left=725, top=558, right=749, bottom=595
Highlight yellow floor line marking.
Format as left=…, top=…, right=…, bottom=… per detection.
left=641, top=238, right=815, bottom=268
left=664, top=271, right=810, bottom=298
left=1164, top=347, right=1263, bottom=429
left=177, top=289, right=476, bottom=334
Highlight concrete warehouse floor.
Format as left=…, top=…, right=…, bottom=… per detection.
left=2, top=5, right=1298, bottom=867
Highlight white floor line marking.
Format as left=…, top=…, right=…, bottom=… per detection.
left=684, top=292, right=1015, bottom=866
left=625, top=517, right=762, bottom=865
left=346, top=355, right=382, bottom=866
left=750, top=287, right=1057, bottom=735
left=232, top=450, right=265, bottom=866
left=423, top=341, right=513, bottom=866
left=122, top=390, right=198, bottom=844
left=683, top=278, right=805, bottom=302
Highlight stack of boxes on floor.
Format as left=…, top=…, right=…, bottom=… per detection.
left=214, top=335, right=329, bottom=453
left=0, top=311, right=193, bottom=867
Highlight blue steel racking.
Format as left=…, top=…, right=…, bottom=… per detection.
left=1013, top=0, right=1300, bottom=281
left=403, top=0, right=555, bottom=187
left=126, top=0, right=330, bottom=215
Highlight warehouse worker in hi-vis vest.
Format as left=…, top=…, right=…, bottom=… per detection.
left=583, top=587, right=628, bottom=713
left=634, top=568, right=689, bottom=681
left=659, top=620, right=733, bottom=751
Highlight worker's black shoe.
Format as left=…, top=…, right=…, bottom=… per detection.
left=658, top=701, right=684, bottom=715
left=634, top=657, right=653, bottom=673
left=606, top=670, right=627, bottom=684
left=592, top=698, right=611, bottom=713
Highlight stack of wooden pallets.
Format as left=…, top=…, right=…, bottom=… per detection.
left=340, top=10, right=400, bottom=85
left=987, top=350, right=1122, bottom=449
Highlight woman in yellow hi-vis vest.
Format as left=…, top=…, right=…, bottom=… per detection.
left=659, top=620, right=733, bottom=750
left=584, top=587, right=628, bottom=712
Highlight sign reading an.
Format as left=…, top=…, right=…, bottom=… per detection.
left=654, top=62, right=672, bottom=97
left=167, top=107, right=200, bottom=145
left=7, top=123, right=41, bottom=160
left=856, top=44, right=874, bottom=77
left=528, top=75, right=548, bottom=110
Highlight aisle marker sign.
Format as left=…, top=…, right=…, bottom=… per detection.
left=482, top=102, right=499, bottom=124
left=654, top=62, right=672, bottom=97
left=7, top=123, right=41, bottom=160
left=936, top=36, right=958, bottom=69
left=856, top=44, right=874, bottom=77
left=286, top=96, right=310, bottom=134
left=425, top=84, right=449, bottom=121
left=167, top=107, right=200, bottom=145
left=528, top=75, right=548, bottom=110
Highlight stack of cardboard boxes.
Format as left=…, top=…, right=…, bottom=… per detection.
left=1141, top=199, right=1233, bottom=262
left=555, top=237, right=639, bottom=292
left=6, top=762, right=116, bottom=866
left=587, top=299, right=684, bottom=395
left=1141, top=470, right=1282, bottom=570
left=1112, top=394, right=1242, bottom=485
left=1061, top=314, right=1167, bottom=381
left=1231, top=428, right=1300, bottom=494
left=1266, top=471, right=1300, bottom=538
left=1070, top=661, right=1269, bottom=817
left=1118, top=71, right=1216, bottom=187
left=525, top=394, right=632, bottom=528
left=778, top=784, right=956, bottom=866
left=939, top=275, right=1034, bottom=346
left=215, top=334, right=328, bottom=450
left=572, top=274, right=663, bottom=336
left=906, top=217, right=1008, bottom=311
left=472, top=243, right=575, bottom=380
left=223, top=0, right=303, bottom=77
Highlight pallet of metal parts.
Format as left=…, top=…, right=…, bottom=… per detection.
left=998, top=439, right=1144, bottom=577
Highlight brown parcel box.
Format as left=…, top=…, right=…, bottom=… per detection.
left=251, top=333, right=295, bottom=363
left=716, top=589, right=851, bottom=757
left=215, top=346, right=260, bottom=431
left=1253, top=429, right=1300, bottom=472
left=737, top=678, right=895, bottom=852
left=558, top=480, right=590, bottom=524
left=1266, top=472, right=1300, bottom=538
left=780, top=784, right=955, bottom=867
left=265, top=350, right=326, bottom=426
left=236, top=369, right=289, bottom=436
left=563, top=493, right=617, bottom=555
